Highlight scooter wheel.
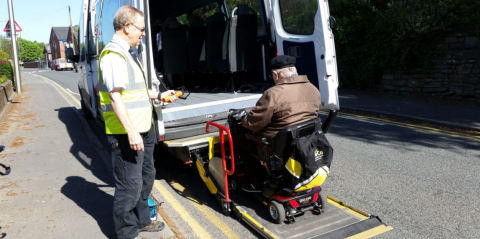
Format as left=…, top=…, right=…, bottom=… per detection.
left=268, top=201, right=286, bottom=224
left=318, top=190, right=328, bottom=212
left=229, top=175, right=240, bottom=192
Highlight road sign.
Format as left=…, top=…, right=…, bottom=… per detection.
left=3, top=20, right=22, bottom=32
left=6, top=31, right=20, bottom=38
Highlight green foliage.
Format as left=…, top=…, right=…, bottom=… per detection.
left=0, top=38, right=13, bottom=59
left=0, top=60, right=14, bottom=85
left=0, top=75, right=8, bottom=84
left=18, top=38, right=44, bottom=62
left=0, top=50, right=8, bottom=61
left=329, top=0, right=479, bottom=89
left=278, top=0, right=318, bottom=35
left=330, top=0, right=394, bottom=88
left=34, top=41, right=46, bottom=59
left=451, top=0, right=480, bottom=34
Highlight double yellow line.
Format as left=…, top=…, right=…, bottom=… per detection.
left=331, top=111, right=480, bottom=142
left=155, top=168, right=241, bottom=239
left=39, top=75, right=81, bottom=106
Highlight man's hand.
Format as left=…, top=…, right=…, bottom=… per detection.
left=161, top=90, right=178, bottom=103
left=128, top=131, right=144, bottom=152
left=229, top=109, right=247, bottom=120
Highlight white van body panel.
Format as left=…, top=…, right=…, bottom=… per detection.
left=271, top=0, right=339, bottom=110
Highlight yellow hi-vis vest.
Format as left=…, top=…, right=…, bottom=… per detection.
left=98, top=41, right=152, bottom=135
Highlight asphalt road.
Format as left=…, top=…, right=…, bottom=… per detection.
left=27, top=69, right=480, bottom=238
left=31, top=68, right=81, bottom=102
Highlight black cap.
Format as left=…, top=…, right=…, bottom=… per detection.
left=270, top=55, right=296, bottom=70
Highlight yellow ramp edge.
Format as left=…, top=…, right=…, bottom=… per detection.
left=346, top=225, right=393, bottom=239
left=235, top=206, right=280, bottom=239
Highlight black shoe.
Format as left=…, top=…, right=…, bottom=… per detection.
left=242, top=183, right=262, bottom=193
left=139, top=221, right=165, bottom=232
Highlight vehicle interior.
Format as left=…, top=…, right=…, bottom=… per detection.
left=147, top=0, right=275, bottom=137
left=149, top=0, right=272, bottom=97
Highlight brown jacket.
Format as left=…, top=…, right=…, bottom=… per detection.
left=242, top=75, right=321, bottom=141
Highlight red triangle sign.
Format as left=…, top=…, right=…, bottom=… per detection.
left=3, top=20, right=22, bottom=32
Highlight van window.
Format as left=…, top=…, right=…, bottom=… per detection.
left=88, top=3, right=97, bottom=58
left=98, top=0, right=121, bottom=53
left=188, top=2, right=220, bottom=24
left=225, top=0, right=265, bottom=36
left=78, top=11, right=85, bottom=61
left=88, top=20, right=95, bottom=59
left=279, top=0, right=318, bottom=35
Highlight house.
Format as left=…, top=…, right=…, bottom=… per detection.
left=48, top=26, right=77, bottom=61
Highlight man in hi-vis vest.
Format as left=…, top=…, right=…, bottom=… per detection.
left=99, top=6, right=177, bottom=239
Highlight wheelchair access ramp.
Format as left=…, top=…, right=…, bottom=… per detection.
left=232, top=193, right=392, bottom=239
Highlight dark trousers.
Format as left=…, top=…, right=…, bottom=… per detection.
left=108, top=126, right=156, bottom=239
left=235, top=134, right=268, bottom=184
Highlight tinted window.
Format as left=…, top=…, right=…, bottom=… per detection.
left=92, top=0, right=103, bottom=55
left=98, top=0, right=121, bottom=53
left=88, top=19, right=95, bottom=59
left=78, top=11, right=85, bottom=61
left=279, top=0, right=318, bottom=35
left=225, top=0, right=265, bottom=36
left=88, top=2, right=97, bottom=58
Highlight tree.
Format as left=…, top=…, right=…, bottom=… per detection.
left=17, top=38, right=43, bottom=61
left=34, top=41, right=46, bottom=59
left=0, top=38, right=13, bottom=59
left=0, top=49, right=8, bottom=61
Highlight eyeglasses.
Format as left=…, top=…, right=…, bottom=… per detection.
left=128, top=23, right=145, bottom=33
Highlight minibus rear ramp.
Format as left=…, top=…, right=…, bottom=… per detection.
left=232, top=194, right=392, bottom=239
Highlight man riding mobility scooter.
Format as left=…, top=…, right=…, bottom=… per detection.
left=201, top=109, right=336, bottom=224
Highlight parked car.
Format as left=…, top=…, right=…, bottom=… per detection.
left=52, top=58, right=74, bottom=71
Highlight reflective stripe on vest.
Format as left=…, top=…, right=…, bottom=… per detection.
left=98, top=41, right=152, bottom=134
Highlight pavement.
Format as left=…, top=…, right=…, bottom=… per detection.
left=338, top=89, right=480, bottom=133
left=0, top=71, right=175, bottom=239
left=0, top=71, right=478, bottom=238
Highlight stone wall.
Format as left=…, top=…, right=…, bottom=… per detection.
left=0, top=80, right=14, bottom=117
left=380, top=26, right=480, bottom=100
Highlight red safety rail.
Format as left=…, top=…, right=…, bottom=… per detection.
left=206, top=121, right=235, bottom=202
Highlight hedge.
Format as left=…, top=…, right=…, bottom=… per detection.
left=0, top=60, right=14, bottom=86
left=329, top=0, right=480, bottom=89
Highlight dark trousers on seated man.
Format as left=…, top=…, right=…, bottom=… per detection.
left=108, top=125, right=156, bottom=239
left=235, top=134, right=269, bottom=190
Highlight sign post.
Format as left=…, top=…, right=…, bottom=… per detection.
left=5, top=0, right=22, bottom=93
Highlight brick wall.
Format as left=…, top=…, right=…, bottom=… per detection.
left=380, top=26, right=480, bottom=100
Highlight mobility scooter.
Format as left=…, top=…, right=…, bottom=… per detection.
left=199, top=110, right=336, bottom=224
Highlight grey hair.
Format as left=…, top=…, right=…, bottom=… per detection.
left=113, top=6, right=144, bottom=31
left=275, top=67, right=298, bottom=78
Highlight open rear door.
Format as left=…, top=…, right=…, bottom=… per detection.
left=272, top=0, right=339, bottom=110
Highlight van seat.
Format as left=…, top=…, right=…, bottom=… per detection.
left=162, top=19, right=188, bottom=74
left=229, top=4, right=257, bottom=72
left=188, top=17, right=207, bottom=72
left=206, top=12, right=229, bottom=73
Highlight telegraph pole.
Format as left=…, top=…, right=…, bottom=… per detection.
left=68, top=6, right=75, bottom=54
left=7, top=0, right=22, bottom=93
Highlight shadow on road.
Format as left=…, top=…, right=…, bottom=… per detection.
left=55, top=107, right=114, bottom=185
left=61, top=176, right=114, bottom=238
left=55, top=107, right=115, bottom=237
